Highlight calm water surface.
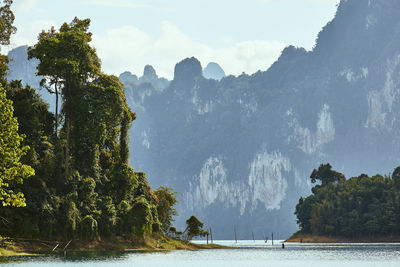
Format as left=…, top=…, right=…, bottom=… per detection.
left=2, top=240, right=400, bottom=266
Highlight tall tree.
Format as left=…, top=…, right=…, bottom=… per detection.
left=0, top=0, right=16, bottom=84
left=184, top=215, right=208, bottom=241
left=310, top=163, right=345, bottom=186
left=0, top=0, right=32, bottom=207
left=0, top=85, right=34, bottom=207
left=2, top=15, right=182, bottom=242
left=28, top=17, right=101, bottom=178
left=0, top=0, right=16, bottom=46
left=155, top=186, right=178, bottom=233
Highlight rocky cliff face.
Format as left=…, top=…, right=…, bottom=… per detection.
left=123, top=0, right=400, bottom=238
left=7, top=46, right=55, bottom=108
left=7, top=0, right=400, bottom=239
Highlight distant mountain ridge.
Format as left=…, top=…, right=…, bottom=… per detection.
left=6, top=46, right=50, bottom=104
left=203, top=62, right=225, bottom=81
left=122, top=0, right=400, bottom=238
left=7, top=0, right=400, bottom=239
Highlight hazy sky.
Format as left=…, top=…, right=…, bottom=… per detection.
left=9, top=0, right=340, bottom=79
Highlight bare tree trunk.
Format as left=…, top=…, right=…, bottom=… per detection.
left=120, top=115, right=130, bottom=164
left=65, top=118, right=70, bottom=178
left=54, top=78, right=58, bottom=136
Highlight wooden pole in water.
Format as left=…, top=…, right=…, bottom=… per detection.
left=63, top=239, right=72, bottom=257
left=210, top=227, right=213, bottom=244
left=272, top=232, right=274, bottom=246
left=252, top=231, right=255, bottom=242
left=234, top=224, right=237, bottom=243
left=52, top=243, right=59, bottom=251
left=63, top=239, right=72, bottom=251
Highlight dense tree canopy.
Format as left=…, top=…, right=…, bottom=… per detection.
left=0, top=85, right=34, bottom=207
left=295, top=164, right=400, bottom=237
left=0, top=17, right=181, bottom=241
left=0, top=0, right=34, bottom=208
left=0, top=1, right=200, bottom=242
left=0, top=0, right=16, bottom=46
left=184, top=215, right=208, bottom=240
left=310, top=163, right=345, bottom=186
left=155, top=186, right=178, bottom=233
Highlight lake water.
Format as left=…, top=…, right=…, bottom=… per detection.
left=2, top=240, right=400, bottom=266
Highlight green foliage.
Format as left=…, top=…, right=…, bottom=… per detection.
left=80, top=215, right=98, bottom=241
left=295, top=164, right=400, bottom=237
left=310, top=163, right=345, bottom=186
left=0, top=15, right=179, bottom=243
left=294, top=195, right=316, bottom=233
left=109, top=163, right=138, bottom=203
left=65, top=200, right=80, bottom=237
left=134, top=172, right=156, bottom=203
left=393, top=166, right=400, bottom=188
left=0, top=85, right=34, bottom=207
left=0, top=0, right=16, bottom=46
left=28, top=17, right=102, bottom=179
left=78, top=177, right=98, bottom=216
left=185, top=215, right=208, bottom=240
left=155, top=186, right=178, bottom=233
left=129, top=196, right=154, bottom=238
left=97, top=196, right=117, bottom=238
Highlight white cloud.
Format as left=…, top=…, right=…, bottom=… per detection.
left=93, top=21, right=286, bottom=79
left=5, top=19, right=58, bottom=53
left=14, top=0, right=41, bottom=14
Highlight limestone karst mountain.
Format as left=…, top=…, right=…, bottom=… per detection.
left=122, top=0, right=400, bottom=238
left=203, top=62, right=226, bottom=81
left=7, top=0, right=400, bottom=238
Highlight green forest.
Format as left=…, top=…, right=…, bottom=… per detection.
left=0, top=1, right=207, bottom=245
left=295, top=163, right=400, bottom=237
left=2, top=0, right=400, bottom=248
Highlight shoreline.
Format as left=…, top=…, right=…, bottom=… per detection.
left=285, top=234, right=400, bottom=243
left=0, top=236, right=226, bottom=256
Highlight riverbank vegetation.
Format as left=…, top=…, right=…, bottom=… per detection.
left=293, top=163, right=400, bottom=239
left=0, top=0, right=208, bottom=251
left=0, top=235, right=223, bottom=254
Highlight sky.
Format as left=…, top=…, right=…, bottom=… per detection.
left=9, top=0, right=340, bottom=79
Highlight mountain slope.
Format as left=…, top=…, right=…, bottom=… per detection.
left=7, top=0, right=400, bottom=239
left=123, top=0, right=400, bottom=238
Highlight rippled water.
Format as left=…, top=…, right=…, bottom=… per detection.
left=2, top=240, right=400, bottom=266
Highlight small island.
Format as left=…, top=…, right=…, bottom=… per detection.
left=287, top=164, right=400, bottom=243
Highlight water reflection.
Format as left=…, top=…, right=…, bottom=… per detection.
left=1, top=240, right=400, bottom=267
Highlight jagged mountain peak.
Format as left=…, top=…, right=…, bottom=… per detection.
left=314, top=0, right=400, bottom=64
left=8, top=0, right=400, bottom=239
left=119, top=71, right=138, bottom=84
left=203, top=62, right=226, bottom=81
left=173, top=57, right=203, bottom=83
left=143, top=65, right=157, bottom=80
